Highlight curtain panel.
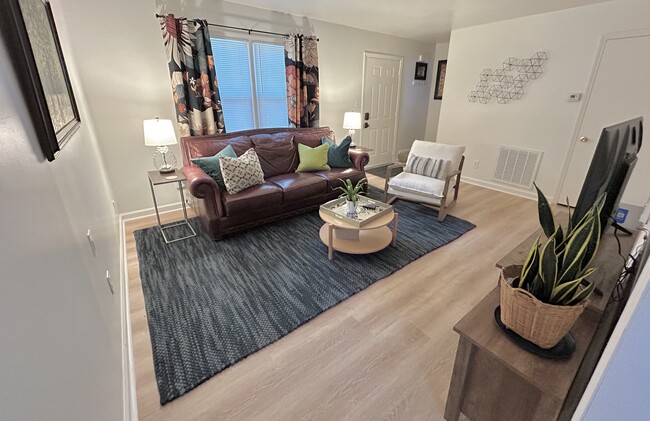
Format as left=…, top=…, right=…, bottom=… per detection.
left=284, top=35, right=319, bottom=128
left=159, top=14, right=226, bottom=136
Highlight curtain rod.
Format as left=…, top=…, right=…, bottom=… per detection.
left=155, top=14, right=319, bottom=40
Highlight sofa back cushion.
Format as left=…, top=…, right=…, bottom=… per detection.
left=294, top=129, right=334, bottom=148
left=183, top=135, right=253, bottom=163
left=181, top=127, right=334, bottom=167
left=250, top=133, right=297, bottom=177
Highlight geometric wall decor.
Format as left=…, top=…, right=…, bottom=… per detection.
left=468, top=51, right=547, bottom=104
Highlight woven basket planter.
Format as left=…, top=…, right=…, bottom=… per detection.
left=499, top=270, right=588, bottom=349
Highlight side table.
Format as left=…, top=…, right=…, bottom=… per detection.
left=147, top=169, right=196, bottom=244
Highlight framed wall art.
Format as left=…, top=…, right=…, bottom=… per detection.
left=1, top=0, right=80, bottom=161
left=434, top=59, right=447, bottom=100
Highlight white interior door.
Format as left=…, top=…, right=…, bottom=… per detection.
left=360, top=52, right=403, bottom=167
left=559, top=33, right=650, bottom=206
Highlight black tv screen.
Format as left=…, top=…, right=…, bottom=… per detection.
left=571, top=117, right=643, bottom=232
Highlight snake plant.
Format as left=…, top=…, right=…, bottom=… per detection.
left=516, top=184, right=606, bottom=306
left=335, top=178, right=367, bottom=204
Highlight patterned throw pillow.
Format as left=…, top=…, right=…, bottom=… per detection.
left=405, top=154, right=451, bottom=180
left=219, top=148, right=265, bottom=194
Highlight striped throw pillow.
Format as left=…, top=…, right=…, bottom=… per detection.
left=405, top=155, right=451, bottom=180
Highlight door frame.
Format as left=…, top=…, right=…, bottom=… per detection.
left=554, top=29, right=650, bottom=203
left=360, top=51, right=404, bottom=167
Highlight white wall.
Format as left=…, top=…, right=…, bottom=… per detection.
left=0, top=0, right=123, bottom=419
left=437, top=0, right=650, bottom=200
left=57, top=0, right=434, bottom=214
left=424, top=42, right=449, bottom=141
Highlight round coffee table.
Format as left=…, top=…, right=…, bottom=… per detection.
left=318, top=208, right=398, bottom=260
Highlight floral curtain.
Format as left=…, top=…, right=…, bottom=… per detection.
left=159, top=14, right=226, bottom=136
left=284, top=35, right=319, bottom=128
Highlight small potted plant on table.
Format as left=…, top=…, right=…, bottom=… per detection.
left=336, top=178, right=367, bottom=216
left=499, top=185, right=606, bottom=350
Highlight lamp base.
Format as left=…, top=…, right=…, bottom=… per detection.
left=153, top=147, right=177, bottom=174
left=158, top=166, right=176, bottom=174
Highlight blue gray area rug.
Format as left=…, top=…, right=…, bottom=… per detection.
left=134, top=188, right=475, bottom=404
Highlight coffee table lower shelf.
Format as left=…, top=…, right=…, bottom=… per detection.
left=319, top=216, right=397, bottom=260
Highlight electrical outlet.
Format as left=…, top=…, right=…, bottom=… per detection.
left=473, top=160, right=480, bottom=169
left=106, top=270, right=115, bottom=295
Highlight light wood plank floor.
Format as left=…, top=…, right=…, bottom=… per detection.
left=125, top=176, right=539, bottom=420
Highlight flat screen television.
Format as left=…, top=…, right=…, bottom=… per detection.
left=571, top=117, right=643, bottom=233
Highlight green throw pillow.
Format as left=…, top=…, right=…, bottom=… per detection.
left=296, top=143, right=331, bottom=172
left=321, top=136, right=353, bottom=168
left=191, top=144, right=237, bottom=187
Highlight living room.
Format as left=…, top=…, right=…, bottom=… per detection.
left=2, top=0, right=650, bottom=420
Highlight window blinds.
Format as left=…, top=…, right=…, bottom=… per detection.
left=211, top=37, right=288, bottom=132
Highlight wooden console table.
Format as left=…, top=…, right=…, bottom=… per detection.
left=444, top=227, right=635, bottom=421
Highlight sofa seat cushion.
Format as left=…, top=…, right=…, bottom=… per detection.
left=222, top=181, right=283, bottom=215
left=267, top=173, right=328, bottom=202
left=314, top=168, right=365, bottom=191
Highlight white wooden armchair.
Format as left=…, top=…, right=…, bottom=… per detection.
left=383, top=141, right=466, bottom=221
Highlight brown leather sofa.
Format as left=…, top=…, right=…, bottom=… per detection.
left=181, top=127, right=370, bottom=239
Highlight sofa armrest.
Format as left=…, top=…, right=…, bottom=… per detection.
left=349, top=149, right=370, bottom=171
left=182, top=166, right=224, bottom=216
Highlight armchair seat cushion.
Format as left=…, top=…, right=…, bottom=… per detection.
left=267, top=173, right=328, bottom=202
left=387, top=172, right=446, bottom=200
left=222, top=181, right=283, bottom=215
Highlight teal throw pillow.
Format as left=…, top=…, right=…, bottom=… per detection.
left=321, top=136, right=353, bottom=168
left=191, top=144, right=237, bottom=187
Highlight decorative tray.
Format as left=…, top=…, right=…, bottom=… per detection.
left=319, top=196, right=393, bottom=228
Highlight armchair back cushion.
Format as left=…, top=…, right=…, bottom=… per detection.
left=408, top=140, right=465, bottom=172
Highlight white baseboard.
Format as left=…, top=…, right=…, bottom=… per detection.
left=120, top=201, right=183, bottom=222
left=461, top=176, right=541, bottom=201
left=119, top=213, right=138, bottom=421
left=398, top=148, right=410, bottom=159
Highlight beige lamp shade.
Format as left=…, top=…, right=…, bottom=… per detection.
left=143, top=118, right=177, bottom=146
left=342, top=112, right=362, bottom=130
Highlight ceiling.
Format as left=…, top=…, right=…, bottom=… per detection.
left=225, top=0, right=610, bottom=43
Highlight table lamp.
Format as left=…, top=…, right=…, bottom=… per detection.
left=143, top=117, right=177, bottom=174
left=342, top=112, right=362, bottom=147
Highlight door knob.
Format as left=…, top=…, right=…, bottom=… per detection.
left=364, top=122, right=370, bottom=128
left=579, top=136, right=589, bottom=143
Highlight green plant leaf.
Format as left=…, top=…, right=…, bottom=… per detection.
left=539, top=230, right=559, bottom=301
left=550, top=268, right=596, bottom=304
left=581, top=208, right=602, bottom=271
left=558, top=213, right=595, bottom=282
left=566, top=197, right=573, bottom=233
left=534, top=183, right=556, bottom=239
left=566, top=279, right=596, bottom=306
left=528, top=274, right=544, bottom=296
left=519, top=236, right=540, bottom=289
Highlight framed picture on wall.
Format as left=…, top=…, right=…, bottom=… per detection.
left=434, top=59, right=447, bottom=100
left=1, top=0, right=81, bottom=161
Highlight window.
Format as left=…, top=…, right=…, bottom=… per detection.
left=210, top=37, right=288, bottom=132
